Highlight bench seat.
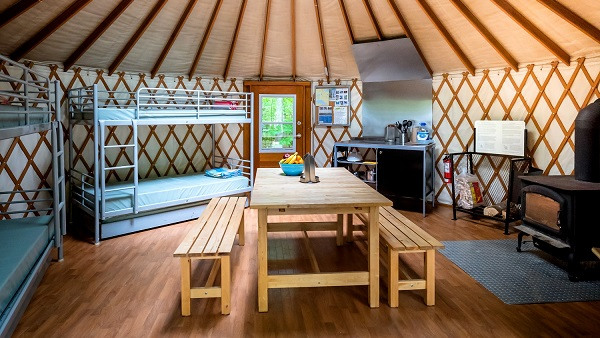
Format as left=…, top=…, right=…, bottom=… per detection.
left=356, top=206, right=444, bottom=307
left=173, top=197, right=246, bottom=315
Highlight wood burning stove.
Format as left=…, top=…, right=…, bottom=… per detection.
left=518, top=99, right=600, bottom=280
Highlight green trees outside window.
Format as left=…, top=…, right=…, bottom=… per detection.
left=260, top=96, right=295, bottom=151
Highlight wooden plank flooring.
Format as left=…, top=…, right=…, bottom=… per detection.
left=13, top=206, right=600, bottom=337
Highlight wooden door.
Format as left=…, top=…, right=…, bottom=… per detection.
left=244, top=81, right=311, bottom=169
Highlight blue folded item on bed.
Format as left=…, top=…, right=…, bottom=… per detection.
left=205, top=168, right=242, bottom=179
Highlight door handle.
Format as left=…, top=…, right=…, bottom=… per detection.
left=295, top=133, right=302, bottom=138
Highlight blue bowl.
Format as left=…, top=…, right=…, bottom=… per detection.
left=280, top=163, right=304, bottom=176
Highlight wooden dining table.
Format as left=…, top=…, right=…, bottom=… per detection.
left=250, top=167, right=393, bottom=312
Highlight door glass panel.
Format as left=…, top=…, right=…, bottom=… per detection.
left=260, top=95, right=296, bottom=152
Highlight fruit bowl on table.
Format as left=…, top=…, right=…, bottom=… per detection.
left=279, top=163, right=304, bottom=176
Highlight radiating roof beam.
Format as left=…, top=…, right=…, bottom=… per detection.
left=536, top=0, right=600, bottom=45
left=259, top=0, right=272, bottom=80
left=449, top=0, right=518, bottom=71
left=188, top=0, right=223, bottom=81
left=491, top=0, right=570, bottom=65
left=151, top=0, right=198, bottom=78
left=0, top=0, right=43, bottom=30
left=64, top=0, right=135, bottom=71
left=108, top=0, right=168, bottom=76
left=223, top=0, right=248, bottom=80
left=415, top=0, right=475, bottom=75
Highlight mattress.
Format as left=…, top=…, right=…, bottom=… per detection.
left=96, top=108, right=246, bottom=121
left=84, top=172, right=249, bottom=214
left=0, top=215, right=53, bottom=317
left=0, top=104, right=49, bottom=128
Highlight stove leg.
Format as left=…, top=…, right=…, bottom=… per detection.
left=517, top=232, right=526, bottom=252
left=568, top=252, right=580, bottom=282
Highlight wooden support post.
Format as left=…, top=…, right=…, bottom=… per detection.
left=346, top=213, right=354, bottom=242
left=221, top=256, right=231, bottom=314
left=238, top=210, right=245, bottom=246
left=425, top=250, right=435, bottom=306
left=258, top=209, right=268, bottom=312
left=180, top=258, right=191, bottom=316
left=368, top=206, right=379, bottom=308
left=336, top=214, right=344, bottom=246
left=388, top=248, right=399, bottom=308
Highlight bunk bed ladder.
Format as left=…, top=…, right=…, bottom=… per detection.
left=99, top=120, right=139, bottom=220
left=51, top=80, right=66, bottom=260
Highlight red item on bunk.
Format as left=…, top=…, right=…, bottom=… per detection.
left=214, top=100, right=239, bottom=110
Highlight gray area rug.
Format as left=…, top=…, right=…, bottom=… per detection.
left=440, top=240, right=600, bottom=304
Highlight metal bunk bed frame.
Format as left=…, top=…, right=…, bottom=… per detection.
left=0, top=54, right=66, bottom=337
left=67, top=84, right=254, bottom=243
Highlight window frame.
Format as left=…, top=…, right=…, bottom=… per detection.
left=258, top=94, right=297, bottom=153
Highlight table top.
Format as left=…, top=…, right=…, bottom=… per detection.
left=250, top=167, right=393, bottom=209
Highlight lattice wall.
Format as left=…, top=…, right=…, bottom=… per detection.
left=312, top=79, right=363, bottom=167
left=433, top=57, right=600, bottom=205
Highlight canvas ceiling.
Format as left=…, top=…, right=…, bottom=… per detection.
left=1, top=0, right=599, bottom=79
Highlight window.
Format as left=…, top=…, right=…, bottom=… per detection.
left=259, top=95, right=296, bottom=152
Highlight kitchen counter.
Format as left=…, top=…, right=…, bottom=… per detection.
left=334, top=139, right=434, bottom=151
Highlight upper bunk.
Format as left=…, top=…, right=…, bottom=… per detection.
left=0, top=55, right=59, bottom=140
left=68, top=85, right=253, bottom=126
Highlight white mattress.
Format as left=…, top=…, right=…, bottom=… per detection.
left=0, top=104, right=49, bottom=128
left=83, top=172, right=249, bottom=214
left=96, top=108, right=246, bottom=120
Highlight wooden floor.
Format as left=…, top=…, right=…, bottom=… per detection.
left=13, top=206, right=600, bottom=337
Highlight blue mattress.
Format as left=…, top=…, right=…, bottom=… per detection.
left=96, top=108, right=246, bottom=120
left=0, top=215, right=53, bottom=318
left=84, top=172, right=249, bottom=214
left=0, top=105, right=49, bottom=128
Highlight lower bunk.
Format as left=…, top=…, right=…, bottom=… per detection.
left=71, top=171, right=251, bottom=241
left=0, top=216, right=56, bottom=336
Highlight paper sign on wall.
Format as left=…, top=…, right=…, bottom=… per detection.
left=474, top=120, right=526, bottom=156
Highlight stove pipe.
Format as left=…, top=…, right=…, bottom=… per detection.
left=575, top=98, right=600, bottom=182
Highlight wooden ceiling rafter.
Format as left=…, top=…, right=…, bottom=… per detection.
left=64, top=0, right=135, bottom=71
left=536, top=0, right=600, bottom=45
left=291, top=0, right=296, bottom=80
left=490, top=0, right=570, bottom=66
left=386, top=0, right=432, bottom=76
left=151, top=0, right=198, bottom=78
left=313, top=0, right=330, bottom=83
left=449, top=0, right=518, bottom=72
left=415, top=0, right=475, bottom=75
left=361, top=0, right=383, bottom=40
left=188, top=0, right=223, bottom=81
left=259, top=0, right=272, bottom=80
left=108, top=0, right=168, bottom=76
left=0, top=0, right=42, bottom=30
left=223, top=0, right=248, bottom=81
left=337, top=0, right=355, bottom=43
left=10, top=0, right=93, bottom=61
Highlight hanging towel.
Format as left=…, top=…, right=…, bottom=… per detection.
left=205, top=167, right=242, bottom=179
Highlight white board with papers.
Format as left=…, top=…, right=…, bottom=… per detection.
left=474, top=120, right=526, bottom=156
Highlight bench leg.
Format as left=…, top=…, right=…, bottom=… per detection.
left=336, top=214, right=344, bottom=246
left=346, top=214, right=354, bottom=242
left=258, top=209, right=268, bottom=312
left=425, top=250, right=435, bottom=306
left=388, top=248, right=399, bottom=308
left=238, top=211, right=245, bottom=246
left=221, top=256, right=231, bottom=315
left=180, top=258, right=191, bottom=316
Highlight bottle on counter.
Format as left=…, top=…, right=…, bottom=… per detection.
left=416, top=122, right=430, bottom=143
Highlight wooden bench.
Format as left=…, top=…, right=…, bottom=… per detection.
left=356, top=206, right=444, bottom=307
left=173, top=196, right=246, bottom=315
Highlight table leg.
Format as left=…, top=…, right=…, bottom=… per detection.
left=346, top=214, right=354, bottom=242
left=368, top=206, right=379, bottom=308
left=336, top=214, right=344, bottom=246
left=258, top=209, right=268, bottom=312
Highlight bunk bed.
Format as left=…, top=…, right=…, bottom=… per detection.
left=0, top=55, right=66, bottom=337
left=68, top=84, right=254, bottom=243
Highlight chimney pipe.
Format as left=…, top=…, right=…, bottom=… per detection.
left=575, top=98, right=600, bottom=182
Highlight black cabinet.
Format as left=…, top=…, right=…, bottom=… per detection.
left=333, top=140, right=435, bottom=216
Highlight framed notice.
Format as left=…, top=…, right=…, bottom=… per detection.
left=474, top=120, right=526, bottom=156
left=315, top=86, right=351, bottom=126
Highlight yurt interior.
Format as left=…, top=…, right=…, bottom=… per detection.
left=1, top=0, right=600, bottom=336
